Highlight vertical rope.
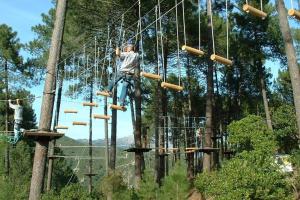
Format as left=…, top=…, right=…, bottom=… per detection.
left=158, top=0, right=165, bottom=82
left=198, top=0, right=201, bottom=49
left=226, top=0, right=229, bottom=59
left=175, top=0, right=181, bottom=86
left=155, top=5, right=160, bottom=76
left=246, top=0, right=248, bottom=5
left=291, top=0, right=294, bottom=9
left=138, top=0, right=145, bottom=72
left=260, top=0, right=263, bottom=11
left=72, top=53, right=75, bottom=97
left=76, top=59, right=80, bottom=98
left=209, top=0, right=216, bottom=55
left=94, top=36, right=97, bottom=93
left=182, top=0, right=187, bottom=45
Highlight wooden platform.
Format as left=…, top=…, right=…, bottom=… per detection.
left=211, top=135, right=222, bottom=140
left=124, top=147, right=152, bottom=153
left=23, top=131, right=64, bottom=140
left=84, top=173, right=98, bottom=176
left=223, top=150, right=235, bottom=155
left=48, top=156, right=59, bottom=159
left=195, top=147, right=220, bottom=153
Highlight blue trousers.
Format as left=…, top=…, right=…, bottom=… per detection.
left=13, top=120, right=22, bottom=142
left=107, top=72, right=134, bottom=106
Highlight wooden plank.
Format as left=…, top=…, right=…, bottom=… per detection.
left=23, top=131, right=64, bottom=139
left=93, top=114, right=111, bottom=120
left=109, top=104, right=127, bottom=111
left=82, top=102, right=98, bottom=107
left=55, top=125, right=69, bottom=130
left=288, top=9, right=300, bottom=20
left=96, top=91, right=110, bottom=97
left=140, top=72, right=161, bottom=80
left=210, top=54, right=233, bottom=66
left=64, top=109, right=78, bottom=114
left=72, top=121, right=88, bottom=126
left=243, top=4, right=267, bottom=19
left=161, top=82, right=184, bottom=91
left=182, top=45, right=204, bottom=56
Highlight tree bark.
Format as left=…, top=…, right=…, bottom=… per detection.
left=134, top=62, right=143, bottom=189
left=203, top=0, right=214, bottom=173
left=276, top=0, right=300, bottom=140
left=4, top=60, right=10, bottom=177
left=46, top=64, right=64, bottom=191
left=257, top=60, right=273, bottom=131
left=29, top=0, right=67, bottom=199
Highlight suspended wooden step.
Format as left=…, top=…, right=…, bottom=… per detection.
left=23, top=130, right=64, bottom=140
left=243, top=4, right=267, bottom=19
left=185, top=147, right=198, bottom=150
left=161, top=82, right=183, bottom=91
left=197, top=147, right=220, bottom=153
left=64, top=109, right=78, bottom=114
left=55, top=125, right=69, bottom=130
left=109, top=104, right=127, bottom=111
left=182, top=45, right=204, bottom=56
left=96, top=91, right=111, bottom=97
left=210, top=54, right=233, bottom=66
left=185, top=150, right=195, bottom=154
left=72, top=121, right=87, bottom=126
left=288, top=9, right=300, bottom=20
left=93, top=114, right=111, bottom=120
left=140, top=72, right=161, bottom=80
left=82, top=102, right=98, bottom=107
left=124, top=147, right=152, bottom=153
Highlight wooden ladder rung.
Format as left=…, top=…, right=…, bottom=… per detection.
left=64, top=109, right=78, bottom=114
left=185, top=150, right=195, bottom=154
left=161, top=82, right=183, bottom=91
left=93, top=114, right=111, bottom=120
left=210, top=54, right=233, bottom=66
left=109, top=104, right=127, bottom=111
left=96, top=91, right=110, bottom=97
left=243, top=4, right=267, bottom=19
left=182, top=45, right=204, bottom=56
left=72, top=121, right=87, bottom=126
left=288, top=9, right=300, bottom=20
left=186, top=147, right=198, bottom=150
left=82, top=102, right=98, bottom=107
left=140, top=72, right=161, bottom=80
left=55, top=126, right=69, bottom=130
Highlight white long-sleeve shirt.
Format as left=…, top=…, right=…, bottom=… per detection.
left=119, top=51, right=139, bottom=73
left=9, top=102, right=23, bottom=121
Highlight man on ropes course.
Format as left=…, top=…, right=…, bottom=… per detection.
left=106, top=39, right=139, bottom=108
left=8, top=99, right=24, bottom=142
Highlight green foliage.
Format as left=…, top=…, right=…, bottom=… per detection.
left=228, top=115, right=276, bottom=154
left=272, top=104, right=298, bottom=153
left=196, top=115, right=292, bottom=200
left=158, top=163, right=190, bottom=200
left=136, top=170, right=159, bottom=200
left=42, top=184, right=94, bottom=200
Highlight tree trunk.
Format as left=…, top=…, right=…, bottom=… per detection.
left=276, top=0, right=300, bottom=140
left=134, top=59, right=142, bottom=188
left=88, top=79, right=93, bottom=194
left=46, top=64, right=64, bottom=191
left=29, top=0, right=67, bottom=199
left=109, top=81, right=117, bottom=171
left=4, top=60, right=10, bottom=177
left=257, top=60, right=273, bottom=131
left=203, top=0, right=214, bottom=173
left=104, top=96, right=109, bottom=174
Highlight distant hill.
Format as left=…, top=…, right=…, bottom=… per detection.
left=75, top=135, right=134, bottom=147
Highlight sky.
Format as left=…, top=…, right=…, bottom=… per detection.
left=0, top=0, right=298, bottom=140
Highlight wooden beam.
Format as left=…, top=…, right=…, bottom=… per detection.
left=210, top=54, right=233, bottom=66
left=243, top=4, right=267, bottom=19
left=288, top=9, right=300, bottom=20
left=82, top=102, right=98, bottom=107
left=161, top=82, right=184, bottom=91
left=23, top=131, right=64, bottom=139
left=140, top=72, right=161, bottom=80
left=96, top=91, right=110, bottom=97
left=185, top=150, right=195, bottom=154
left=109, top=104, right=127, bottom=111
left=182, top=45, right=204, bottom=56
left=64, top=109, right=78, bottom=114
left=72, top=121, right=87, bottom=126
left=93, top=114, right=111, bottom=120
left=54, top=125, right=68, bottom=130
